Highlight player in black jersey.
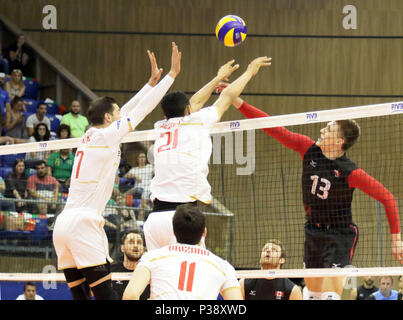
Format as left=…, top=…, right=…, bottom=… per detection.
left=350, top=276, right=378, bottom=300
left=240, top=239, right=302, bottom=300
left=110, top=230, right=150, bottom=300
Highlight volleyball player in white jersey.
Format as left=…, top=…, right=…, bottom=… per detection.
left=144, top=56, right=271, bottom=251
left=52, top=42, right=182, bottom=300
left=123, top=204, right=243, bottom=300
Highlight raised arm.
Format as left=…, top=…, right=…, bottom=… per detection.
left=120, top=50, right=164, bottom=117
left=213, top=56, right=271, bottom=121
left=348, top=168, right=402, bottom=263
left=189, top=60, right=239, bottom=113
left=234, top=98, right=314, bottom=159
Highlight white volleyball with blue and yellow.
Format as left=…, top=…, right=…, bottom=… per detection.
left=215, top=15, right=247, bottom=47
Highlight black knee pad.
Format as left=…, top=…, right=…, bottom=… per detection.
left=69, top=282, right=92, bottom=300
left=63, top=268, right=92, bottom=300
left=80, top=262, right=119, bottom=300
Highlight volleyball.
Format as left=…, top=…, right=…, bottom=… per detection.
left=215, top=15, right=247, bottom=47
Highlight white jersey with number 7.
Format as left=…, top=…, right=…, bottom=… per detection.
left=64, top=75, right=175, bottom=214
left=150, top=106, right=219, bottom=204
left=138, top=243, right=240, bottom=300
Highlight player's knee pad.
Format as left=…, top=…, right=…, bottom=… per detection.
left=90, top=279, right=119, bottom=300
left=63, top=268, right=92, bottom=300
left=80, top=262, right=118, bottom=300
left=69, top=282, right=92, bottom=300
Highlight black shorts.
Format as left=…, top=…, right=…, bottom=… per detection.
left=303, top=222, right=359, bottom=268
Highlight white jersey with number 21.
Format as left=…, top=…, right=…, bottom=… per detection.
left=151, top=106, right=219, bottom=204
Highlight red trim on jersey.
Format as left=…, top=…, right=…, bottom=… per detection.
left=348, top=168, right=400, bottom=234
left=238, top=101, right=314, bottom=159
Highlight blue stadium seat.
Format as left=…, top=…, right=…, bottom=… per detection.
left=23, top=98, right=39, bottom=113
left=0, top=153, right=25, bottom=167
left=23, top=79, right=39, bottom=100
left=48, top=114, right=61, bottom=132
left=0, top=166, right=13, bottom=179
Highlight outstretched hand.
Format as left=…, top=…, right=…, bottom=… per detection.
left=217, top=59, right=240, bottom=82
left=247, top=56, right=272, bottom=77
left=391, top=235, right=403, bottom=264
left=168, top=42, right=182, bottom=79
left=147, top=50, right=163, bottom=87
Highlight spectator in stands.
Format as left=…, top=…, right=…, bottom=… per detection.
left=5, top=159, right=28, bottom=212
left=124, top=152, right=153, bottom=220
left=5, top=96, right=28, bottom=140
left=368, top=276, right=399, bottom=300
left=0, top=43, right=10, bottom=75
left=56, top=123, right=71, bottom=139
left=60, top=100, right=89, bottom=138
left=239, top=239, right=303, bottom=300
left=111, top=230, right=149, bottom=300
left=25, top=123, right=53, bottom=168
left=398, top=275, right=402, bottom=300
left=115, top=194, right=137, bottom=232
left=350, top=276, right=378, bottom=300
left=27, top=160, right=59, bottom=214
left=4, top=69, right=25, bottom=101
left=16, top=282, right=44, bottom=300
left=26, top=102, right=51, bottom=136
left=5, top=35, right=33, bottom=76
left=0, top=72, right=11, bottom=116
left=46, top=148, right=74, bottom=193
left=0, top=175, right=16, bottom=212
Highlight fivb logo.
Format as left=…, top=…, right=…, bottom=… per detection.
left=306, top=112, right=319, bottom=122
left=391, top=103, right=403, bottom=113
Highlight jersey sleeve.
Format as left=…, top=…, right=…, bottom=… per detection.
left=119, top=83, right=153, bottom=117
left=191, top=106, right=220, bottom=129
left=348, top=168, right=400, bottom=234
left=220, top=260, right=241, bottom=293
left=102, top=75, right=175, bottom=146
left=238, top=101, right=314, bottom=159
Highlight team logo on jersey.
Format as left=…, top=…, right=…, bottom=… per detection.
left=275, top=291, right=284, bottom=300
left=248, top=290, right=256, bottom=296
left=310, top=160, right=317, bottom=167
left=334, top=169, right=341, bottom=177
left=116, top=120, right=121, bottom=129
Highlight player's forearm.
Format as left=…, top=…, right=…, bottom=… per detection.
left=120, top=83, right=153, bottom=117
left=129, top=74, right=175, bottom=128
left=348, top=169, right=401, bottom=234
left=237, top=101, right=314, bottom=157
left=189, top=75, right=222, bottom=113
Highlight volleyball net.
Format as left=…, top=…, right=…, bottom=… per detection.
left=0, top=100, right=402, bottom=290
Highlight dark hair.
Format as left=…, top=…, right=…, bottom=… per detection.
left=11, top=96, right=23, bottom=107
left=24, top=282, right=36, bottom=291
left=173, top=204, right=205, bottom=245
left=121, top=230, right=143, bottom=245
left=12, top=158, right=26, bottom=177
left=336, top=120, right=361, bottom=151
left=87, top=96, right=116, bottom=126
left=33, top=123, right=50, bottom=141
left=57, top=124, right=71, bottom=138
left=161, top=91, right=190, bottom=119
left=34, top=160, right=47, bottom=168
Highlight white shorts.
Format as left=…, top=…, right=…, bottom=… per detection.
left=143, top=210, right=177, bottom=251
left=52, top=207, right=113, bottom=270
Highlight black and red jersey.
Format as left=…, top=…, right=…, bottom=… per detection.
left=237, top=101, right=400, bottom=233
